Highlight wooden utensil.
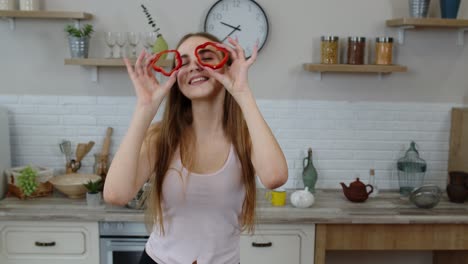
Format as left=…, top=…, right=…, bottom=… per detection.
left=101, top=127, right=113, bottom=157
left=449, top=108, right=468, bottom=177
left=70, top=141, right=95, bottom=172
left=76, top=141, right=95, bottom=162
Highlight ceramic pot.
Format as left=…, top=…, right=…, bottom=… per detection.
left=440, top=0, right=461, bottom=19
left=446, top=184, right=467, bottom=203
left=86, top=192, right=102, bottom=207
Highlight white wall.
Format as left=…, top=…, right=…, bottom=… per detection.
left=0, top=0, right=467, bottom=102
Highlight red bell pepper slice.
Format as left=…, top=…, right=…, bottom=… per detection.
left=150, top=50, right=182, bottom=76
left=194, top=42, right=229, bottom=70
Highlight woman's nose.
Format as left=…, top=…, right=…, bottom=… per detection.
left=188, top=59, right=203, bottom=72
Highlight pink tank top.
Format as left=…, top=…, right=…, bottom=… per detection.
left=145, top=144, right=245, bottom=264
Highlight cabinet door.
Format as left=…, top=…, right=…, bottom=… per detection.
left=240, top=224, right=315, bottom=264
left=0, top=221, right=99, bottom=264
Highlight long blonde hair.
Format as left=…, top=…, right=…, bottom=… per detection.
left=144, top=32, right=256, bottom=235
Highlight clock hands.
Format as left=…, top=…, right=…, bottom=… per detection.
left=220, top=21, right=242, bottom=31
left=221, top=24, right=241, bottom=42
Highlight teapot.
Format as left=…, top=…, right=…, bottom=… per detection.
left=340, top=178, right=373, bottom=203
left=290, top=187, right=315, bottom=208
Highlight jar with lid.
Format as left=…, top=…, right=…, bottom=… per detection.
left=320, top=36, right=339, bottom=64
left=94, top=153, right=109, bottom=180
left=347, top=37, right=366, bottom=65
left=375, top=37, right=394, bottom=65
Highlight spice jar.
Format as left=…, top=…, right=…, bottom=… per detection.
left=347, top=37, right=366, bottom=65
left=320, top=36, right=339, bottom=64
left=375, top=37, right=394, bottom=65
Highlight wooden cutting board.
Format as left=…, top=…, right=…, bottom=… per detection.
left=448, top=108, right=468, bottom=173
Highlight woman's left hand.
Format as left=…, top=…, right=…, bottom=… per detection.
left=202, top=37, right=258, bottom=98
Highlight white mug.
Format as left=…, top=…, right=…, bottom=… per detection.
left=19, top=0, right=41, bottom=11
left=0, top=0, right=16, bottom=10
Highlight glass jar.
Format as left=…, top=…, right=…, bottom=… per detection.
left=94, top=153, right=109, bottom=180
left=347, top=37, right=366, bottom=65
left=320, top=36, right=339, bottom=64
left=375, top=37, right=394, bottom=65
left=396, top=141, right=427, bottom=197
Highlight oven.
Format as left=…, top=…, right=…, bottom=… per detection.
left=100, top=222, right=150, bottom=264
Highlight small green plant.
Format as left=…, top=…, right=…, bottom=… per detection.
left=141, top=4, right=160, bottom=34
left=83, top=179, right=104, bottom=194
left=18, top=166, right=38, bottom=197
left=65, top=24, right=94, bottom=38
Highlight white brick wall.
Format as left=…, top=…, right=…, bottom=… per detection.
left=0, top=95, right=460, bottom=190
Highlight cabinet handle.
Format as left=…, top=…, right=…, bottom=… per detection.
left=252, top=242, right=272, bottom=248
left=35, top=241, right=56, bottom=247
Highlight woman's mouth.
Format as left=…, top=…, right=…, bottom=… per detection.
left=189, top=76, right=209, bottom=85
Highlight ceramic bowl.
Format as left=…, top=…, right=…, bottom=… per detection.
left=49, top=173, right=101, bottom=199
left=409, top=185, right=442, bottom=209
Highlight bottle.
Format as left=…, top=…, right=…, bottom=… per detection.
left=368, top=169, right=379, bottom=198
left=302, top=148, right=318, bottom=193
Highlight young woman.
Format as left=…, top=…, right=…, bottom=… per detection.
left=103, top=32, right=288, bottom=264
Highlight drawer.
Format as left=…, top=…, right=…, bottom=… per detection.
left=0, top=221, right=99, bottom=264
left=241, top=233, right=301, bottom=264
left=6, top=228, right=85, bottom=254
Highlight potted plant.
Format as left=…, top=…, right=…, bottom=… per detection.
left=65, top=24, right=94, bottom=58
left=83, top=178, right=103, bottom=207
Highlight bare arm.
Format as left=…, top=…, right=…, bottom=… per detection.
left=103, top=51, right=178, bottom=205
left=203, top=38, right=288, bottom=189
left=235, top=92, right=288, bottom=189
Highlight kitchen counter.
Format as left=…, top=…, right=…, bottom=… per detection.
left=1, top=189, right=467, bottom=224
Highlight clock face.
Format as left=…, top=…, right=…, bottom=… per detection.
left=204, top=0, right=269, bottom=58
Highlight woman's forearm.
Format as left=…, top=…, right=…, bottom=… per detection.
left=103, top=103, right=162, bottom=205
left=234, top=89, right=288, bottom=189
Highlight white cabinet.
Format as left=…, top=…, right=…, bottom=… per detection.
left=241, top=224, right=315, bottom=264
left=0, top=221, right=99, bottom=264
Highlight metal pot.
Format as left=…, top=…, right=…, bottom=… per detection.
left=68, top=36, right=90, bottom=58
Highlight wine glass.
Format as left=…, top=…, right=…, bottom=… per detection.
left=143, top=32, right=157, bottom=54
left=128, top=32, right=140, bottom=58
left=104, top=32, right=116, bottom=58
left=115, top=32, right=127, bottom=58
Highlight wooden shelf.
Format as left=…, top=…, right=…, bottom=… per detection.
left=65, top=58, right=173, bottom=82
left=386, top=18, right=468, bottom=45
left=303, top=64, right=407, bottom=73
left=303, top=64, right=407, bottom=81
left=386, top=18, right=468, bottom=28
left=0, top=10, right=92, bottom=20
left=64, top=58, right=172, bottom=67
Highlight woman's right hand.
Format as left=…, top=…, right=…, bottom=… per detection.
left=124, top=50, right=178, bottom=112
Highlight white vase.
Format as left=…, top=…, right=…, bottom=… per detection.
left=19, top=0, right=41, bottom=11
left=86, top=192, right=102, bottom=207
left=0, top=0, right=16, bottom=10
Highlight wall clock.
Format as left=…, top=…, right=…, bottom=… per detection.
left=204, top=0, right=269, bottom=58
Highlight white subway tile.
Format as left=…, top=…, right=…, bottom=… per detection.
left=59, top=96, right=97, bottom=105
left=61, top=115, right=97, bottom=125
left=20, top=95, right=58, bottom=105
left=11, top=115, right=60, bottom=125
left=0, top=95, right=20, bottom=104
